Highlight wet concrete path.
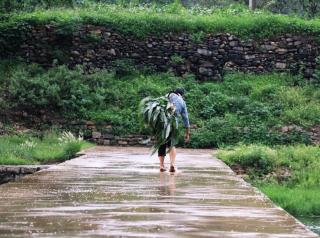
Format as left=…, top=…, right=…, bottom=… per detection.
left=0, top=146, right=318, bottom=238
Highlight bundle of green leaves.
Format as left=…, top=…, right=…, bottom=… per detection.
left=139, top=96, right=178, bottom=154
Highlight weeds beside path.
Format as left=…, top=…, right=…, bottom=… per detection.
left=0, top=132, right=92, bottom=165
left=218, top=144, right=320, bottom=217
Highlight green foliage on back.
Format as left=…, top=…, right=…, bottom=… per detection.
left=139, top=96, right=178, bottom=153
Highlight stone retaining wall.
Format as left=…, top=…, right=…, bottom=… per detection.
left=51, top=120, right=156, bottom=146
left=90, top=125, right=320, bottom=146
left=91, top=131, right=155, bottom=146
left=5, top=24, right=320, bottom=80
left=56, top=120, right=320, bottom=146
left=0, top=165, right=50, bottom=185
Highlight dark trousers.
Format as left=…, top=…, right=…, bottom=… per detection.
left=158, top=140, right=172, bottom=157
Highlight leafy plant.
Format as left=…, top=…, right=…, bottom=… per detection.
left=85, top=31, right=102, bottom=42
left=170, top=54, right=184, bottom=64
left=314, top=56, right=320, bottom=84
left=58, top=131, right=83, bottom=144
left=191, top=31, right=205, bottom=43
left=165, top=0, right=186, bottom=14
left=139, top=96, right=178, bottom=154
left=112, top=59, right=137, bottom=77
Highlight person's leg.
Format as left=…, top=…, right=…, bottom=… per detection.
left=169, top=146, right=176, bottom=172
left=169, top=146, right=176, bottom=167
left=158, top=143, right=167, bottom=171
left=159, top=156, right=165, bottom=170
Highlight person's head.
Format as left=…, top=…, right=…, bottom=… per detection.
left=174, top=88, right=185, bottom=96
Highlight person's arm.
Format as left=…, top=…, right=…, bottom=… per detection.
left=185, top=127, right=190, bottom=144
left=181, top=102, right=190, bottom=143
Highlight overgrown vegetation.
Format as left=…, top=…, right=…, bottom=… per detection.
left=218, top=144, right=320, bottom=216
left=0, top=131, right=92, bottom=165
left=1, top=0, right=319, bottom=18
left=1, top=1, right=319, bottom=58
left=1, top=60, right=320, bottom=147
left=1, top=2, right=320, bottom=46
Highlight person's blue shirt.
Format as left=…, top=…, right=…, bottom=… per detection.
left=169, top=93, right=190, bottom=128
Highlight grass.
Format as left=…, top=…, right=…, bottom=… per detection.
left=0, top=131, right=92, bottom=165
left=218, top=144, right=320, bottom=216
left=259, top=185, right=320, bottom=216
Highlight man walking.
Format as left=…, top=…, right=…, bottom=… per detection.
left=158, top=88, right=190, bottom=173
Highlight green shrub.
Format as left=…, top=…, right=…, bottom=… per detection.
left=170, top=54, right=184, bottom=64
left=218, top=144, right=320, bottom=187
left=277, top=87, right=308, bottom=108
left=218, top=144, right=277, bottom=176
left=0, top=64, right=115, bottom=118
left=283, top=104, right=320, bottom=127
left=189, top=114, right=241, bottom=148
left=112, top=59, right=137, bottom=77
left=62, top=141, right=82, bottom=161
left=190, top=31, right=205, bottom=43
left=225, top=96, right=249, bottom=113
left=251, top=84, right=278, bottom=101
left=276, top=145, right=320, bottom=187
left=199, top=92, right=230, bottom=118
left=165, top=0, right=186, bottom=14
left=312, top=56, right=320, bottom=84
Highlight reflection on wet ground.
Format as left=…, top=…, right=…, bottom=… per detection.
left=0, top=146, right=318, bottom=237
